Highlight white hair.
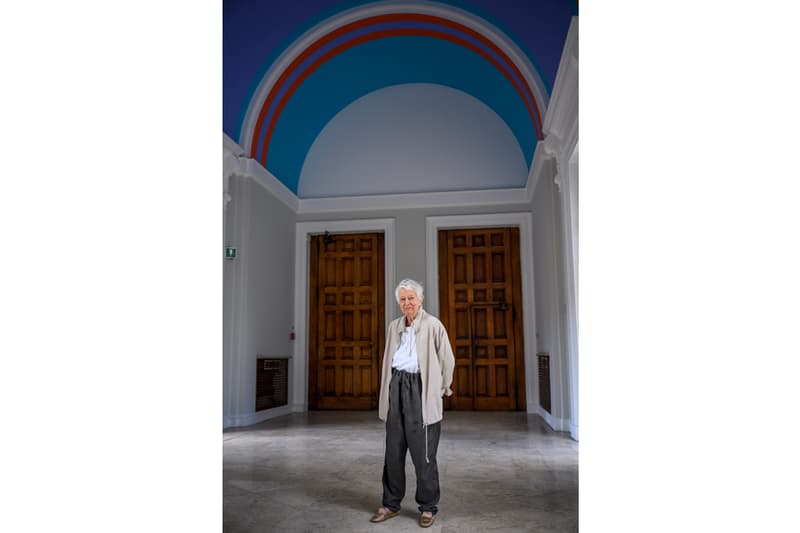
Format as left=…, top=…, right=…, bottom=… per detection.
left=395, top=278, right=424, bottom=303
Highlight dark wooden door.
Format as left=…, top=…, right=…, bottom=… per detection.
left=438, top=227, right=525, bottom=410
left=309, top=232, right=385, bottom=409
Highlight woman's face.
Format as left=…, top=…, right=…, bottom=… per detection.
left=398, top=288, right=422, bottom=323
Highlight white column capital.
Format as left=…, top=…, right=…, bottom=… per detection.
left=223, top=134, right=247, bottom=208
left=223, top=157, right=237, bottom=208
left=223, top=151, right=244, bottom=181
left=541, top=133, right=563, bottom=192
left=542, top=132, right=562, bottom=159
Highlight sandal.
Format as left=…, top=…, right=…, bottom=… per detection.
left=370, top=507, right=400, bottom=523
left=419, top=511, right=435, bottom=528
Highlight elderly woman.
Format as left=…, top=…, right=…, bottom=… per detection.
left=370, top=279, right=455, bottom=528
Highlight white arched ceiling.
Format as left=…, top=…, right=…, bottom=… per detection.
left=297, top=83, right=528, bottom=198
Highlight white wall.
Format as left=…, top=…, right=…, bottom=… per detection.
left=223, top=155, right=574, bottom=431
left=224, top=175, right=296, bottom=428
left=532, top=165, right=571, bottom=431
left=296, top=201, right=540, bottom=412
left=532, top=161, right=559, bottom=357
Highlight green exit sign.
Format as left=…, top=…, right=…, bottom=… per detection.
left=225, top=246, right=237, bottom=259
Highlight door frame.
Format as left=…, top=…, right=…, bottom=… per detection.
left=425, top=213, right=539, bottom=413
left=294, top=219, right=396, bottom=411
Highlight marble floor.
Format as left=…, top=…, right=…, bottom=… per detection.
left=223, top=411, right=578, bottom=532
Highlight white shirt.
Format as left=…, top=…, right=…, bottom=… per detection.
left=391, top=325, right=419, bottom=373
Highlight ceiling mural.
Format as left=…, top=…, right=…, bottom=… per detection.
left=224, top=0, right=577, bottom=198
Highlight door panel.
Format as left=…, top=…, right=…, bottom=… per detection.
left=439, top=227, right=525, bottom=410
left=309, top=232, right=384, bottom=409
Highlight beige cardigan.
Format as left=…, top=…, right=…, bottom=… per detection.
left=378, top=308, right=455, bottom=426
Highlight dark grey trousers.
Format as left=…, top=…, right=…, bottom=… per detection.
left=382, top=369, right=441, bottom=514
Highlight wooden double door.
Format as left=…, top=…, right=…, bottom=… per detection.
left=438, top=227, right=526, bottom=410
left=306, top=227, right=524, bottom=411
left=308, top=232, right=384, bottom=409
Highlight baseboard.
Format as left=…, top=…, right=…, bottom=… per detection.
left=223, top=404, right=293, bottom=429
left=538, top=407, right=570, bottom=432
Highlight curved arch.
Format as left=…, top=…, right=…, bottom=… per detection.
left=238, top=2, right=551, bottom=195
left=248, top=12, right=545, bottom=168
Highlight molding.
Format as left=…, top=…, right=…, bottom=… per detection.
left=242, top=158, right=299, bottom=212
left=294, top=218, right=396, bottom=411
left=224, top=132, right=245, bottom=156
left=526, top=143, right=550, bottom=205
left=223, top=133, right=299, bottom=212
left=542, top=132, right=562, bottom=159
left=223, top=136, right=244, bottom=193
left=227, top=132, right=542, bottom=213
left=297, top=187, right=530, bottom=214
left=224, top=404, right=293, bottom=429
left=538, top=407, right=570, bottom=433
left=224, top=131, right=550, bottom=214
left=425, top=212, right=539, bottom=415
left=542, top=133, right=562, bottom=193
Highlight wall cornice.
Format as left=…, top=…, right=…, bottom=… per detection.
left=526, top=143, right=550, bottom=205
left=223, top=133, right=299, bottom=212
left=298, top=187, right=531, bottom=213
left=226, top=84, right=557, bottom=212
left=224, top=133, right=540, bottom=213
